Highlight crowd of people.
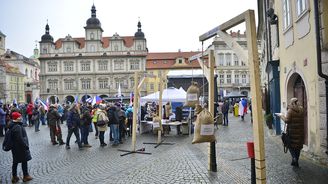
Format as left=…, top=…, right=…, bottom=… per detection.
left=0, top=100, right=139, bottom=183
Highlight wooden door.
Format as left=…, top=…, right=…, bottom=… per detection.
left=293, top=76, right=308, bottom=145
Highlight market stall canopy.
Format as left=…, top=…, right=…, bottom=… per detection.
left=223, top=91, right=247, bottom=98
left=141, top=87, right=186, bottom=104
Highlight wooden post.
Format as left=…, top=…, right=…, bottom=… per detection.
left=158, top=73, right=163, bottom=143
left=131, top=72, right=139, bottom=152
left=208, top=50, right=217, bottom=172
left=245, top=10, right=266, bottom=183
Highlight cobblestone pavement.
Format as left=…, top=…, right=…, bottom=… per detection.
left=1, top=113, right=328, bottom=183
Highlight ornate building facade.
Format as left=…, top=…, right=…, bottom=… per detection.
left=212, top=31, right=253, bottom=98
left=38, top=5, right=147, bottom=104
left=0, top=30, right=40, bottom=104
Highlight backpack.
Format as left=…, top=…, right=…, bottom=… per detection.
left=2, top=126, right=15, bottom=151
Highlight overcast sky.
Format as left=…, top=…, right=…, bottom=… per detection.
left=0, top=0, right=258, bottom=57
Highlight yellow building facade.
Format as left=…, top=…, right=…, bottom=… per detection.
left=273, top=0, right=327, bottom=157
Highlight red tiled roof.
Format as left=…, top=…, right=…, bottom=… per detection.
left=54, top=36, right=136, bottom=49
left=146, top=51, right=202, bottom=70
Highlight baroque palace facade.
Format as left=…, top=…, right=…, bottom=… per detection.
left=39, top=4, right=147, bottom=104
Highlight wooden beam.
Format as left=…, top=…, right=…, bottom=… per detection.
left=245, top=10, right=266, bottom=183
left=131, top=72, right=139, bottom=151
left=199, top=10, right=248, bottom=42
left=216, top=30, right=248, bottom=62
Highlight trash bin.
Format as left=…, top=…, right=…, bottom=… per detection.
left=234, top=104, right=239, bottom=117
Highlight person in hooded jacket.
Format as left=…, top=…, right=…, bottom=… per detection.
left=65, top=104, right=82, bottom=150
left=277, top=98, right=304, bottom=167
left=8, top=112, right=33, bottom=183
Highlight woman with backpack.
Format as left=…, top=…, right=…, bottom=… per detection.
left=6, top=112, right=33, bottom=183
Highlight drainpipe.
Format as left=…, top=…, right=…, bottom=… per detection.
left=314, top=0, right=328, bottom=154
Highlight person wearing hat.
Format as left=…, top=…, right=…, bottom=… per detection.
left=66, top=103, right=83, bottom=149
left=8, top=112, right=33, bottom=183
left=0, top=101, right=6, bottom=137
left=277, top=97, right=304, bottom=167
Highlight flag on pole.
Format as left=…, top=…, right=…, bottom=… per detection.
left=92, top=96, right=102, bottom=106
left=118, top=83, right=122, bottom=97
left=39, top=99, right=48, bottom=111
left=74, top=95, right=79, bottom=104
left=86, top=97, right=93, bottom=103
left=129, top=92, right=134, bottom=106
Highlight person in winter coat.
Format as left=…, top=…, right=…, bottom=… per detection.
left=65, top=104, right=82, bottom=150
left=96, top=104, right=109, bottom=147
left=125, top=106, right=133, bottom=136
left=8, top=112, right=33, bottom=183
left=108, top=105, right=120, bottom=146
left=47, top=104, right=65, bottom=145
left=32, top=106, right=40, bottom=132
left=278, top=98, right=304, bottom=167
left=26, top=103, right=34, bottom=126
left=80, top=104, right=92, bottom=147
left=222, top=100, right=230, bottom=126
left=0, top=102, right=6, bottom=137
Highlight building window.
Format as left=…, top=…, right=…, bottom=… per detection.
left=226, top=53, right=231, bottom=66
left=81, top=80, right=91, bottom=90
left=283, top=0, right=291, bottom=29
left=99, top=80, right=108, bottom=89
left=242, top=74, right=247, bottom=83
left=130, top=60, right=140, bottom=70
left=114, top=45, right=118, bottom=51
left=218, top=54, right=224, bottom=66
left=296, top=0, right=307, bottom=16
left=81, top=62, right=91, bottom=71
left=241, top=61, right=246, bottom=66
left=90, top=33, right=94, bottom=40
left=178, top=59, right=183, bottom=64
left=227, top=74, right=231, bottom=84
left=234, top=54, right=239, bottom=66
left=90, top=45, right=95, bottom=52
left=98, top=60, right=108, bottom=71
left=163, top=60, right=168, bottom=64
left=48, top=80, right=58, bottom=90
left=153, top=60, right=157, bottom=64
left=150, top=83, right=154, bottom=90
left=48, top=62, right=57, bottom=72
left=66, top=47, right=71, bottom=53
left=64, top=62, right=74, bottom=71
left=219, top=74, right=224, bottom=84
left=25, top=68, right=28, bottom=76
left=114, top=60, right=124, bottom=70
left=64, top=80, right=74, bottom=90
left=137, top=45, right=142, bottom=50
left=235, top=75, right=239, bottom=84
left=43, top=48, right=47, bottom=54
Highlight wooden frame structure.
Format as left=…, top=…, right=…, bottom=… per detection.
left=196, top=10, right=266, bottom=183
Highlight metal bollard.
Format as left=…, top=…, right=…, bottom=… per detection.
left=247, top=142, right=255, bottom=184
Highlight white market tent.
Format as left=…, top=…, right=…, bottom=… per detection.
left=140, top=87, right=186, bottom=104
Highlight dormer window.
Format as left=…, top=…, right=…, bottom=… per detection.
left=43, top=48, right=47, bottom=54
left=137, top=44, right=142, bottom=50
left=90, top=33, right=94, bottom=40
left=66, top=47, right=71, bottom=53
left=114, top=45, right=118, bottom=51
left=178, top=59, right=183, bottom=64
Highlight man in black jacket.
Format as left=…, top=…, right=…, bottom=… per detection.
left=47, top=104, right=65, bottom=145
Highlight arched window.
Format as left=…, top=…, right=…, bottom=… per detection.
left=90, top=33, right=94, bottom=40
left=25, top=68, right=28, bottom=76
left=30, top=70, right=33, bottom=79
